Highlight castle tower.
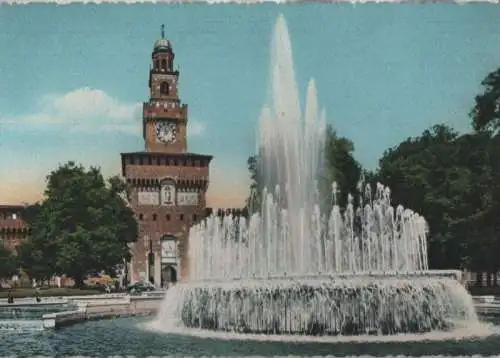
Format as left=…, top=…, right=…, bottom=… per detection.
left=121, top=25, right=212, bottom=286
left=0, top=205, right=29, bottom=251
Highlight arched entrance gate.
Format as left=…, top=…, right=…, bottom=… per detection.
left=160, top=234, right=178, bottom=288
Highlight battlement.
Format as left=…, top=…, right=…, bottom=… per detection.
left=0, top=204, right=30, bottom=249
left=205, top=207, right=248, bottom=218
left=0, top=205, right=28, bottom=229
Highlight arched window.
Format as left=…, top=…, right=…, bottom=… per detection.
left=160, top=82, right=169, bottom=95
left=168, top=58, right=173, bottom=71
left=155, top=60, right=160, bottom=70
left=161, top=59, right=167, bottom=71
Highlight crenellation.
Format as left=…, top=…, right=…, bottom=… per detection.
left=204, top=207, right=248, bottom=218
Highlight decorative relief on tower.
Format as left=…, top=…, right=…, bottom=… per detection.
left=161, top=181, right=176, bottom=206
left=137, top=189, right=160, bottom=206
left=177, top=191, right=199, bottom=206
left=161, top=237, right=177, bottom=264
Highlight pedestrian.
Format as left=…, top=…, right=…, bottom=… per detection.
left=35, top=288, right=41, bottom=303
left=7, top=290, right=14, bottom=304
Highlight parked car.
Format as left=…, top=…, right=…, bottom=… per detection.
left=127, top=281, right=155, bottom=295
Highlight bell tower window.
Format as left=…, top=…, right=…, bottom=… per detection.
left=155, top=60, right=160, bottom=70
left=161, top=59, right=167, bottom=71
left=160, top=82, right=169, bottom=95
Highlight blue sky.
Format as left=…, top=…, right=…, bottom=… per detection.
left=1, top=3, right=500, bottom=207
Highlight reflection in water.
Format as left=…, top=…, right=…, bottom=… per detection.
left=1, top=316, right=500, bottom=356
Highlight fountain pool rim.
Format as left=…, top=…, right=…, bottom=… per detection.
left=184, top=270, right=463, bottom=286
left=169, top=270, right=475, bottom=336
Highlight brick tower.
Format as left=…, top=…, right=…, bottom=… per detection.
left=121, top=26, right=212, bottom=287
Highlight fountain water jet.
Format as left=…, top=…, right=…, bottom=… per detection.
left=152, top=14, right=479, bottom=336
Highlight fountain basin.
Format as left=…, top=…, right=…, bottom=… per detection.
left=173, top=271, right=476, bottom=336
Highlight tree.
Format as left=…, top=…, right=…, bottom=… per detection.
left=22, top=161, right=138, bottom=288
left=465, top=65, right=500, bottom=284
left=460, top=133, right=500, bottom=280
left=470, top=67, right=500, bottom=133
left=0, top=244, right=17, bottom=280
left=375, top=124, right=497, bottom=270
left=16, top=203, right=55, bottom=281
left=319, top=124, right=362, bottom=209
left=16, top=240, right=49, bottom=282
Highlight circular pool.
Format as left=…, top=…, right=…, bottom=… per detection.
left=0, top=315, right=499, bottom=356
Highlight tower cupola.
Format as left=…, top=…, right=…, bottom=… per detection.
left=152, top=24, right=175, bottom=73
left=154, top=25, right=172, bottom=52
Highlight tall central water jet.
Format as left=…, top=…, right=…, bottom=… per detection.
left=257, top=15, right=327, bottom=274
left=153, top=14, right=479, bottom=337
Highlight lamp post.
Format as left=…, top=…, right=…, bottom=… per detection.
left=148, top=237, right=154, bottom=285
left=143, top=234, right=154, bottom=284
left=123, top=258, right=129, bottom=288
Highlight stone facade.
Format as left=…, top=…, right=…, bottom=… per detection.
left=120, top=30, right=213, bottom=287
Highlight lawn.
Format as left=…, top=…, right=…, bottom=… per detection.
left=0, top=287, right=102, bottom=299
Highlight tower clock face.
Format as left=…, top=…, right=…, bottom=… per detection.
left=155, top=120, right=177, bottom=144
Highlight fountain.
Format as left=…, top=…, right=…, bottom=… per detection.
left=153, top=14, right=478, bottom=336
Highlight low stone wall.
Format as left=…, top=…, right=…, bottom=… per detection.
left=0, top=299, right=69, bottom=308
left=130, top=295, right=162, bottom=313
left=475, top=303, right=500, bottom=316
left=473, top=295, right=497, bottom=304
left=42, top=295, right=163, bottom=329
left=43, top=309, right=86, bottom=329
left=473, top=295, right=500, bottom=316
left=66, top=293, right=127, bottom=301
left=0, top=297, right=69, bottom=306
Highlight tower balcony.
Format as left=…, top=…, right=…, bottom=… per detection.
left=143, top=102, right=187, bottom=120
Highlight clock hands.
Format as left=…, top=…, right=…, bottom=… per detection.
left=155, top=121, right=177, bottom=144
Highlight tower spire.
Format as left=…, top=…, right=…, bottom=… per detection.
left=161, top=24, right=165, bottom=39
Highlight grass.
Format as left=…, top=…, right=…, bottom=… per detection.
left=0, top=287, right=102, bottom=299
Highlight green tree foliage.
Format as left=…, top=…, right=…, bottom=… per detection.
left=0, top=244, right=17, bottom=279
left=467, top=66, right=500, bottom=278
left=471, top=67, right=500, bottom=133
left=20, top=161, right=138, bottom=287
left=245, top=124, right=362, bottom=212
left=376, top=124, right=499, bottom=271
left=16, top=239, right=52, bottom=282
left=16, top=203, right=56, bottom=281
left=319, top=124, right=362, bottom=209
left=459, top=134, right=500, bottom=275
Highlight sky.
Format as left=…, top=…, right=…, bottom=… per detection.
left=1, top=3, right=500, bottom=208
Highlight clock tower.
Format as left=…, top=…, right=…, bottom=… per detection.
left=144, top=24, right=187, bottom=154
left=120, top=26, right=212, bottom=287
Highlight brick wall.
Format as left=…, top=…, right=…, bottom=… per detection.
left=0, top=205, right=29, bottom=250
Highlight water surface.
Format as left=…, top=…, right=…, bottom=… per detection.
left=1, top=316, right=500, bottom=357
